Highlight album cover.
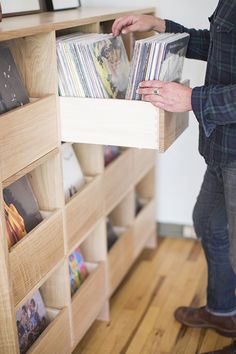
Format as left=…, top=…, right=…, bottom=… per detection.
left=3, top=175, right=43, bottom=249
left=62, top=142, right=85, bottom=202
left=90, top=36, right=130, bottom=99
left=0, top=45, right=29, bottom=114
left=126, top=32, right=189, bottom=100
left=69, top=247, right=88, bottom=296
left=16, top=290, right=48, bottom=354
left=57, top=33, right=130, bottom=99
left=104, top=145, right=120, bottom=167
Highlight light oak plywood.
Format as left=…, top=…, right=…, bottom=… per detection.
left=71, top=262, right=106, bottom=347
left=73, top=143, right=104, bottom=176
left=104, top=149, right=133, bottom=214
left=10, top=32, right=58, bottom=96
left=0, top=7, right=155, bottom=41
left=133, top=149, right=156, bottom=185
left=2, top=149, right=59, bottom=189
left=136, top=167, right=156, bottom=200
left=0, top=191, right=19, bottom=354
left=0, top=95, right=58, bottom=181
left=40, top=261, right=70, bottom=309
left=80, top=220, right=107, bottom=264
left=0, top=7, right=158, bottom=353
left=27, top=308, right=71, bottom=354
left=133, top=199, right=156, bottom=258
left=60, top=96, right=189, bottom=151
left=159, top=109, right=189, bottom=153
left=65, top=176, right=104, bottom=252
left=109, top=189, right=135, bottom=227
left=108, top=228, right=134, bottom=297
left=28, top=152, right=64, bottom=211
left=9, top=210, right=64, bottom=305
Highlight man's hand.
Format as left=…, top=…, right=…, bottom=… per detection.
left=112, top=15, right=166, bottom=36
left=136, top=81, right=193, bottom=112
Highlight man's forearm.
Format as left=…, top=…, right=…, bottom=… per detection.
left=165, top=19, right=210, bottom=62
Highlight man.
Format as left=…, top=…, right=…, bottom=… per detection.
left=113, top=0, right=236, bottom=340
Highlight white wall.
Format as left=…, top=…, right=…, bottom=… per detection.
left=83, top=0, right=218, bottom=225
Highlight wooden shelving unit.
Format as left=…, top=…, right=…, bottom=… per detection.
left=0, top=6, right=189, bottom=354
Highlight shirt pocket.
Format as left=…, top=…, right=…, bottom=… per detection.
left=215, top=21, right=234, bottom=33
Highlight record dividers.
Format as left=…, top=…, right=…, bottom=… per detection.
left=0, top=7, right=158, bottom=353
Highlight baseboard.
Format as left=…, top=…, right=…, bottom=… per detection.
left=157, top=222, right=196, bottom=239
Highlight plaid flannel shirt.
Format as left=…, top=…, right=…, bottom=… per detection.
left=165, top=0, right=236, bottom=166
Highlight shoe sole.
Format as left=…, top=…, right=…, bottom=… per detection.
left=175, top=316, right=236, bottom=338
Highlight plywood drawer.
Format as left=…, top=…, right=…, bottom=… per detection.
left=27, top=308, right=71, bottom=354
left=133, top=149, right=155, bottom=184
left=108, top=228, right=134, bottom=296
left=104, top=149, right=133, bottom=214
left=71, top=262, right=106, bottom=346
left=133, top=199, right=156, bottom=258
left=9, top=210, right=64, bottom=305
left=65, top=176, right=104, bottom=251
left=60, top=92, right=189, bottom=151
left=0, top=95, right=58, bottom=181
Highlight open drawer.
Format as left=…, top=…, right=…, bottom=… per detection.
left=59, top=94, right=189, bottom=152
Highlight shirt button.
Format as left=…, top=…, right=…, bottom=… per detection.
left=217, top=25, right=220, bottom=31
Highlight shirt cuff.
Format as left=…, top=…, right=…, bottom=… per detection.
left=165, top=19, right=185, bottom=34
left=192, top=86, right=216, bottom=137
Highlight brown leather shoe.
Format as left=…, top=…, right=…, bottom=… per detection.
left=174, top=306, right=236, bottom=337
left=201, top=341, right=236, bottom=353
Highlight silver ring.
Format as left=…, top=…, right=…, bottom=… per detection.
left=153, top=89, right=159, bottom=95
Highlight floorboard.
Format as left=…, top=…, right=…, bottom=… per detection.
left=73, top=237, right=233, bottom=354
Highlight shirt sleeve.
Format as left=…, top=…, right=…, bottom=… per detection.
left=165, top=19, right=210, bottom=61
left=192, top=85, right=236, bottom=137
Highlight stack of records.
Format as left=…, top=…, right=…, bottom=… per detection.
left=57, top=33, right=130, bottom=99
left=126, top=33, right=190, bottom=100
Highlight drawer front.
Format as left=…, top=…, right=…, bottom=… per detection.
left=9, top=210, right=64, bottom=305
left=60, top=95, right=189, bottom=151
left=0, top=95, right=58, bottom=181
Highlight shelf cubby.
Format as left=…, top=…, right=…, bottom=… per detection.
left=108, top=190, right=135, bottom=296
left=3, top=150, right=65, bottom=306
left=27, top=307, right=71, bottom=354
left=15, top=262, right=71, bottom=354
left=108, top=228, right=134, bottom=297
left=133, top=168, right=156, bottom=257
left=69, top=222, right=107, bottom=347
left=104, top=148, right=133, bottom=214
left=65, top=175, right=104, bottom=253
left=10, top=209, right=64, bottom=306
left=71, top=262, right=106, bottom=347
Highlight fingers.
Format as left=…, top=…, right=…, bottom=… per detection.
left=112, top=16, right=134, bottom=36
left=139, top=80, right=165, bottom=88
left=121, top=23, right=140, bottom=35
left=141, top=94, right=166, bottom=110
left=136, top=87, right=163, bottom=96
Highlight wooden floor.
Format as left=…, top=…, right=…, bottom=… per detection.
left=73, top=237, right=234, bottom=354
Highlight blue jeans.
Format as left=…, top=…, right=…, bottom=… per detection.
left=193, top=162, right=236, bottom=313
